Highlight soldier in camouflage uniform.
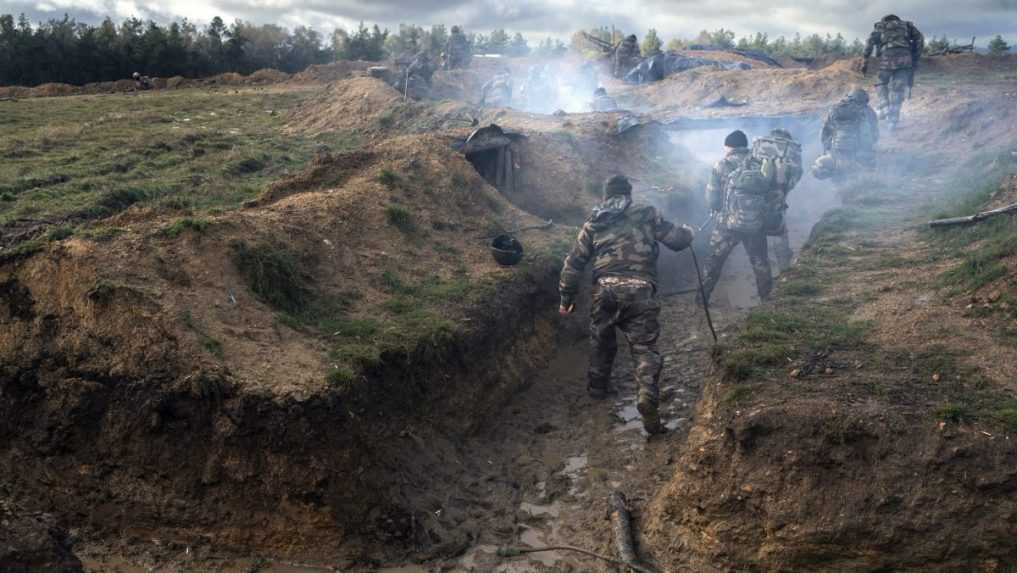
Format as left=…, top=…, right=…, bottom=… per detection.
left=863, top=15, right=923, bottom=129
left=613, top=35, right=641, bottom=79
left=403, top=51, right=434, bottom=100
left=444, top=26, right=472, bottom=70
left=755, top=128, right=803, bottom=271
left=812, top=88, right=879, bottom=180
left=559, top=175, right=694, bottom=435
left=701, top=130, right=774, bottom=304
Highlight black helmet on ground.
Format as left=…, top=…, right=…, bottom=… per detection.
left=491, top=234, right=524, bottom=266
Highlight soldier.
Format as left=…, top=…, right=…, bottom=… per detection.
left=132, top=72, right=152, bottom=90
left=403, top=51, right=434, bottom=100
left=591, top=87, right=618, bottom=112
left=613, top=34, right=641, bottom=79
left=753, top=128, right=803, bottom=271
left=811, top=88, right=879, bottom=180
left=863, top=14, right=924, bottom=129
left=444, top=26, right=472, bottom=70
left=701, top=130, right=775, bottom=304
left=559, top=175, right=694, bottom=435
left=480, top=72, right=513, bottom=107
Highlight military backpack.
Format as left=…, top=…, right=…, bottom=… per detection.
left=878, top=20, right=913, bottom=50
left=723, top=153, right=775, bottom=234
left=753, top=136, right=802, bottom=235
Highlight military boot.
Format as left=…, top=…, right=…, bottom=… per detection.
left=637, top=396, right=666, bottom=435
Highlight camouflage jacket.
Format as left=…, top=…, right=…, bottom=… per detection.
left=865, top=20, right=924, bottom=68
left=706, top=147, right=751, bottom=212
left=613, top=40, right=642, bottom=78
left=821, top=100, right=879, bottom=154
left=559, top=197, right=693, bottom=305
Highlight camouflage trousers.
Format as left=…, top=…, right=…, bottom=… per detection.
left=701, top=226, right=772, bottom=304
left=771, top=226, right=793, bottom=271
left=877, top=67, right=911, bottom=125
left=588, top=279, right=662, bottom=412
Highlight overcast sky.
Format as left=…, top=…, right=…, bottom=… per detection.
left=2, top=0, right=1015, bottom=45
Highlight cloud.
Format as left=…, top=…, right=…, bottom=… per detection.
left=1, top=0, right=1014, bottom=44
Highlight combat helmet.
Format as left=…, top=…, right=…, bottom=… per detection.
left=770, top=128, right=793, bottom=140
left=451, top=25, right=461, bottom=34
left=882, top=14, right=901, bottom=22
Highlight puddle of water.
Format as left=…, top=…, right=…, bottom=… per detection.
left=519, top=527, right=560, bottom=567
left=556, top=453, right=589, bottom=495
left=563, top=454, right=587, bottom=475
left=520, top=500, right=561, bottom=518
left=615, top=401, right=641, bottom=423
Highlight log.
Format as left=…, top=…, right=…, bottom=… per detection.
left=609, top=491, right=656, bottom=573
left=928, top=201, right=1017, bottom=228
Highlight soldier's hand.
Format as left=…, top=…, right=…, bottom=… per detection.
left=559, top=304, right=575, bottom=316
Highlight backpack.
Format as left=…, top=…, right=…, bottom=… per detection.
left=752, top=136, right=803, bottom=192
left=722, top=153, right=775, bottom=233
left=726, top=153, right=775, bottom=196
left=879, top=20, right=913, bottom=50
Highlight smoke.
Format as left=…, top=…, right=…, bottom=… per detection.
left=664, top=117, right=841, bottom=308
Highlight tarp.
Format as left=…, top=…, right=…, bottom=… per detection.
left=623, top=53, right=751, bottom=84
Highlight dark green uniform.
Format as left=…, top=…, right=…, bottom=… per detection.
left=560, top=176, right=693, bottom=434
left=701, top=147, right=774, bottom=304
left=864, top=16, right=923, bottom=128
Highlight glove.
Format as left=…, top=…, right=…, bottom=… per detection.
left=559, top=295, right=575, bottom=314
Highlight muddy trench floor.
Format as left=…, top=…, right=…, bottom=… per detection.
left=76, top=294, right=739, bottom=573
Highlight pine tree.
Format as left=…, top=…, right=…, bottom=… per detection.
left=988, top=35, right=1010, bottom=55
left=641, top=29, right=662, bottom=56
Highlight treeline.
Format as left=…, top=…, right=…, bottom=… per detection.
left=573, top=26, right=866, bottom=59
left=0, top=13, right=331, bottom=87
left=333, top=22, right=565, bottom=62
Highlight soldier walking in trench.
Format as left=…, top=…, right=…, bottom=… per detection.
left=559, top=175, right=694, bottom=435
left=700, top=130, right=775, bottom=305
left=863, top=14, right=924, bottom=130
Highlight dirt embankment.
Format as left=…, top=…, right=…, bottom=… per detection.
left=0, top=130, right=573, bottom=562
left=287, top=75, right=708, bottom=226
left=0, top=61, right=373, bottom=100
left=643, top=88, right=1017, bottom=569
left=623, top=53, right=1017, bottom=121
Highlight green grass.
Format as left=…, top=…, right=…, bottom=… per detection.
left=162, top=217, right=211, bottom=238
left=923, top=148, right=1017, bottom=295
left=385, top=205, right=416, bottom=233
left=378, top=168, right=401, bottom=189
left=230, top=240, right=310, bottom=314
left=720, top=304, right=869, bottom=381
left=46, top=225, right=74, bottom=242
left=0, top=88, right=358, bottom=237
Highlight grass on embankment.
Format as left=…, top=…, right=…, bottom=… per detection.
left=923, top=149, right=1017, bottom=295
left=0, top=88, right=357, bottom=232
left=716, top=156, right=1017, bottom=432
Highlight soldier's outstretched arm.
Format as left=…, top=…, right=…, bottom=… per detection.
left=559, top=225, right=594, bottom=314
left=654, top=211, right=695, bottom=253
